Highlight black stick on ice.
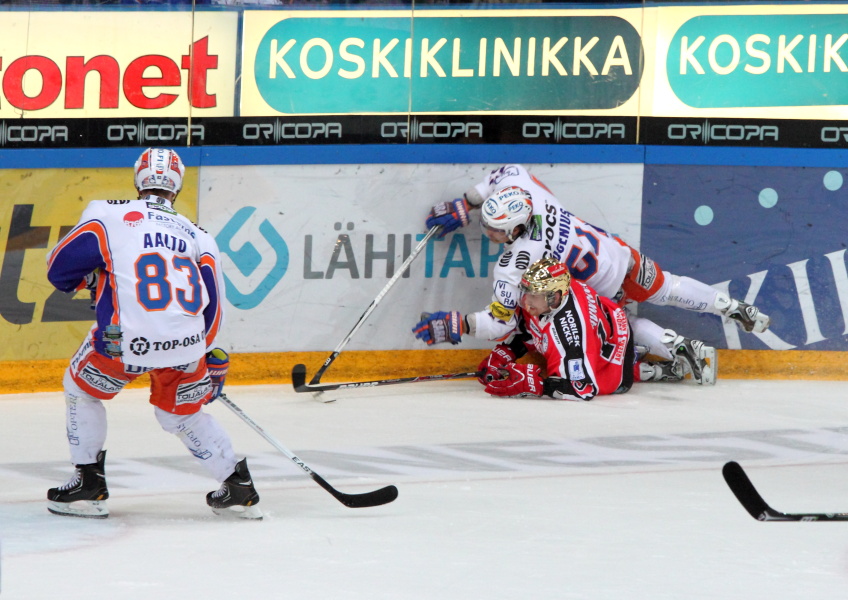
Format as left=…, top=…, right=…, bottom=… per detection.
left=722, top=461, right=848, bottom=521
left=292, top=363, right=481, bottom=393
left=218, top=393, right=398, bottom=508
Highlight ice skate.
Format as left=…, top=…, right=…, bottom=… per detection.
left=715, top=295, right=770, bottom=333
left=641, top=358, right=686, bottom=382
left=207, top=458, right=262, bottom=520
left=47, top=450, right=109, bottom=519
left=662, top=332, right=717, bottom=385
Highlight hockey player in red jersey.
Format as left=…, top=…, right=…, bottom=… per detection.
left=45, top=148, right=260, bottom=520
left=480, top=258, right=698, bottom=401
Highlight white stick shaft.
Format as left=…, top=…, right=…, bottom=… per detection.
left=218, top=393, right=313, bottom=475
left=331, top=225, right=440, bottom=354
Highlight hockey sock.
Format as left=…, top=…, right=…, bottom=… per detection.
left=64, top=373, right=108, bottom=466
left=647, top=274, right=720, bottom=313
left=154, top=407, right=239, bottom=482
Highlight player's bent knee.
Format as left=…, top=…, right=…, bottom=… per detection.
left=154, top=406, right=201, bottom=434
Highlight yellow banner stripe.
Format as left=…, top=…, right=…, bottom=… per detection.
left=0, top=349, right=843, bottom=395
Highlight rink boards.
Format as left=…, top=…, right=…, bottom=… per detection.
left=1, top=147, right=848, bottom=388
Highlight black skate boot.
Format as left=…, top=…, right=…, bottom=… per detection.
left=715, top=294, right=770, bottom=333
left=640, top=359, right=686, bottom=382
left=662, top=331, right=718, bottom=385
left=47, top=450, right=109, bottom=519
left=207, top=458, right=262, bottom=520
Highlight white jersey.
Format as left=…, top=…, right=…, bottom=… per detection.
left=47, top=195, right=224, bottom=368
left=469, top=165, right=633, bottom=341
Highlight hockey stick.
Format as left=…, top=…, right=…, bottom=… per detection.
left=722, top=461, right=848, bottom=521
left=218, top=393, right=398, bottom=508
left=308, top=225, right=441, bottom=386
left=292, top=362, right=481, bottom=393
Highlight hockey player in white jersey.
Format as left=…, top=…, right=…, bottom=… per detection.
left=413, top=164, right=770, bottom=383
left=45, top=148, right=260, bottom=520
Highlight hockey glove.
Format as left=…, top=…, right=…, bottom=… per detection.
left=206, top=348, right=230, bottom=402
left=484, top=363, right=544, bottom=398
left=425, top=198, right=471, bottom=238
left=477, top=344, right=517, bottom=385
left=412, top=311, right=463, bottom=345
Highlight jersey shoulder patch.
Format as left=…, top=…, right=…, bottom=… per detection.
left=567, top=358, right=586, bottom=380
left=487, top=165, right=522, bottom=187
left=489, top=301, right=515, bottom=323
left=527, top=214, right=543, bottom=241
left=146, top=201, right=177, bottom=216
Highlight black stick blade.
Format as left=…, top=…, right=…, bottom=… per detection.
left=722, top=461, right=776, bottom=521
left=311, top=472, right=399, bottom=508
left=292, top=364, right=308, bottom=392
left=334, top=484, right=399, bottom=509
left=722, top=461, right=848, bottom=522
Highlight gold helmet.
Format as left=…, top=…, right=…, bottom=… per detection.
left=519, top=258, right=572, bottom=305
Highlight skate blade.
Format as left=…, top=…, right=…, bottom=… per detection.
left=211, top=504, right=263, bottom=520
left=696, top=345, right=718, bottom=386
left=312, top=391, right=336, bottom=404
left=700, top=363, right=717, bottom=385
left=47, top=499, right=109, bottom=519
left=753, top=315, right=770, bottom=334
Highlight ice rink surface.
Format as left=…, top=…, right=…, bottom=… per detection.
left=3, top=378, right=848, bottom=599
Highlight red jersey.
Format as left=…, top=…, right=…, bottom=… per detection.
left=518, top=280, right=632, bottom=401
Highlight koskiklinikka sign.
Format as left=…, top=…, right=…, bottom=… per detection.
left=251, top=14, right=644, bottom=114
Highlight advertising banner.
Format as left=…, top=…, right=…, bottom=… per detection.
left=240, top=9, right=645, bottom=116
left=235, top=4, right=848, bottom=147
left=6, top=159, right=848, bottom=359
left=643, top=4, right=848, bottom=148
left=0, top=5, right=843, bottom=148
left=649, top=4, right=848, bottom=119
left=0, top=11, right=237, bottom=119
left=639, top=163, right=848, bottom=351
left=199, top=163, right=644, bottom=353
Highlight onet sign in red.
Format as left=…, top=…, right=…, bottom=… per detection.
left=0, top=37, right=219, bottom=111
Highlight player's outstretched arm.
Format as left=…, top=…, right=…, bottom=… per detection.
left=425, top=198, right=471, bottom=238
left=412, top=311, right=464, bottom=345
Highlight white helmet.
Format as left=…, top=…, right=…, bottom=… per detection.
left=134, top=148, right=184, bottom=195
left=480, top=186, right=533, bottom=242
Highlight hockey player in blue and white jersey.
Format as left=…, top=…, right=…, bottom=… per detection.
left=45, top=148, right=260, bottom=520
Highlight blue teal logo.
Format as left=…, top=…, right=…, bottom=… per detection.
left=216, top=207, right=289, bottom=310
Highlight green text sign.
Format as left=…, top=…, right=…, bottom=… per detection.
left=253, top=15, right=643, bottom=114
left=668, top=14, right=848, bottom=108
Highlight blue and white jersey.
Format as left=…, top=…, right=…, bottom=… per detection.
left=470, top=165, right=632, bottom=341
left=47, top=195, right=224, bottom=368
